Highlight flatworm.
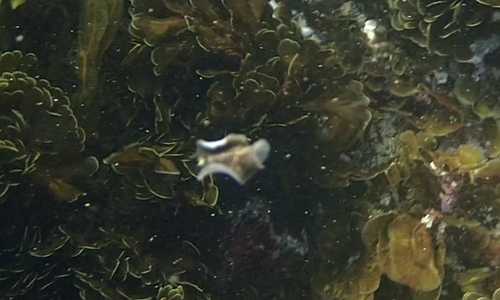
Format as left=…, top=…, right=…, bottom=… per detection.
left=195, top=134, right=270, bottom=184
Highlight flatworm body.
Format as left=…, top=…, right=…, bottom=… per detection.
left=195, top=134, right=270, bottom=184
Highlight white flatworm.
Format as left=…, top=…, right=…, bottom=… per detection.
left=195, top=134, right=271, bottom=184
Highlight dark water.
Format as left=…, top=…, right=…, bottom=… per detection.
left=1, top=0, right=500, bottom=299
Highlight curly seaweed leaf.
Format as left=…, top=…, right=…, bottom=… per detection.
left=75, top=0, right=123, bottom=120
left=0, top=0, right=26, bottom=10
left=303, top=80, right=372, bottom=152
left=0, top=51, right=95, bottom=203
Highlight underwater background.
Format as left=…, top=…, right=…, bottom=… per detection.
left=1, top=0, right=500, bottom=299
